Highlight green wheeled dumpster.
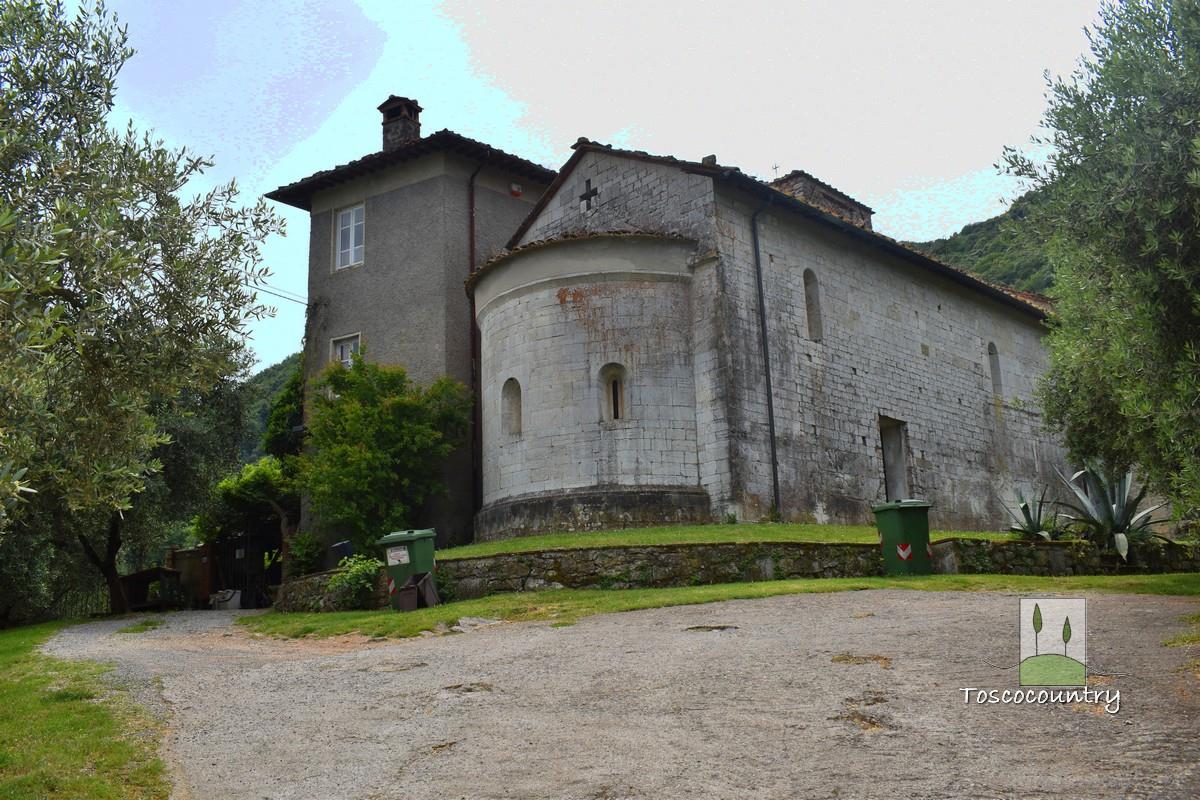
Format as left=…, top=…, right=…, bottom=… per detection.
left=376, top=529, right=436, bottom=610
left=871, top=500, right=932, bottom=576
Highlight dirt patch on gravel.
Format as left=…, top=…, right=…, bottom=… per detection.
left=43, top=591, right=1200, bottom=799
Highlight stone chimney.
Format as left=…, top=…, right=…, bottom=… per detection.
left=770, top=170, right=873, bottom=230
left=378, top=95, right=422, bottom=150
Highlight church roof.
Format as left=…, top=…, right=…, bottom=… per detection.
left=508, top=139, right=1051, bottom=319
left=264, top=130, right=556, bottom=211
left=465, top=229, right=695, bottom=295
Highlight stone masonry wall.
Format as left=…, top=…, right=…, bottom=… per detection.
left=516, top=151, right=737, bottom=515
left=476, top=242, right=700, bottom=505
left=274, top=568, right=389, bottom=613
left=712, top=185, right=1068, bottom=529
left=508, top=149, right=1067, bottom=531
left=276, top=540, right=1199, bottom=610
left=436, top=539, right=1200, bottom=601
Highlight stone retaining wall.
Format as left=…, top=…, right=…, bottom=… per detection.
left=274, top=568, right=388, bottom=613
left=274, top=538, right=1200, bottom=609
left=931, top=538, right=1200, bottom=577
left=436, top=541, right=882, bottom=600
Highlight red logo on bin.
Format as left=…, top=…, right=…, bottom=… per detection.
left=387, top=577, right=397, bottom=596
left=896, top=543, right=912, bottom=561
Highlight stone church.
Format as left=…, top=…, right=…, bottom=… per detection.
left=267, top=96, right=1066, bottom=545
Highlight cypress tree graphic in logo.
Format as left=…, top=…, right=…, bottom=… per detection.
left=1019, top=598, right=1086, bottom=686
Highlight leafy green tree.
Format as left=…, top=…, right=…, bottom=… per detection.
left=239, top=351, right=301, bottom=462
left=117, top=383, right=246, bottom=570
left=261, top=364, right=305, bottom=460
left=209, top=456, right=299, bottom=547
left=0, top=1, right=281, bottom=613
left=300, top=356, right=471, bottom=552
left=1004, top=0, right=1200, bottom=514
left=1062, top=616, right=1072, bottom=656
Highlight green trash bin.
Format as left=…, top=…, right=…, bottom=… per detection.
left=872, top=500, right=932, bottom=576
left=376, top=529, right=436, bottom=610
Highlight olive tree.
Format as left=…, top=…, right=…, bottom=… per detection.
left=1004, top=0, right=1200, bottom=514
left=0, top=1, right=281, bottom=613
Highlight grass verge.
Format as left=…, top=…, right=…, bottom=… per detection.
left=1165, top=611, right=1200, bottom=677
left=117, top=618, right=165, bottom=635
left=0, top=622, right=168, bottom=799
left=241, top=572, right=1200, bottom=640
left=437, top=522, right=1015, bottom=560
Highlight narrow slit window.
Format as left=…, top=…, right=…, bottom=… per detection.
left=987, top=342, right=1002, bottom=398
left=501, top=378, right=522, bottom=437
left=803, top=269, right=823, bottom=341
left=599, top=363, right=628, bottom=422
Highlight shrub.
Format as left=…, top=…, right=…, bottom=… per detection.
left=326, top=554, right=383, bottom=610
left=1003, top=488, right=1060, bottom=541
left=299, top=355, right=471, bottom=553
left=1056, top=464, right=1168, bottom=560
left=288, top=531, right=323, bottom=577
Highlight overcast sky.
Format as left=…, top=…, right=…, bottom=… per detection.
left=104, top=0, right=1101, bottom=371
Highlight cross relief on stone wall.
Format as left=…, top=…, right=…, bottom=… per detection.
left=579, top=178, right=599, bottom=212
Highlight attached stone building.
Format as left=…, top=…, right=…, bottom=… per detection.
left=270, top=97, right=1065, bottom=544
left=266, top=97, right=554, bottom=546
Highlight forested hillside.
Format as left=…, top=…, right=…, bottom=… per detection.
left=240, top=352, right=301, bottom=462
left=909, top=192, right=1052, bottom=293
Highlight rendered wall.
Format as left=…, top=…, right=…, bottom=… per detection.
left=302, top=155, right=548, bottom=546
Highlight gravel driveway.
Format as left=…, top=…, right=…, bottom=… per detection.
left=43, top=590, right=1200, bottom=800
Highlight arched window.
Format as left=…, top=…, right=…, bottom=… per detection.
left=599, top=363, right=628, bottom=422
left=501, top=377, right=522, bottom=437
left=803, top=269, right=823, bottom=341
left=987, top=342, right=1002, bottom=398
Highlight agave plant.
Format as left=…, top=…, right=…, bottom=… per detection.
left=1002, top=487, right=1056, bottom=540
left=1056, top=464, right=1168, bottom=560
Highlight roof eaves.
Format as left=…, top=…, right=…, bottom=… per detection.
left=501, top=137, right=1047, bottom=319
left=504, top=139, right=731, bottom=249
left=468, top=229, right=694, bottom=296
left=716, top=171, right=1049, bottom=319
left=264, top=130, right=556, bottom=211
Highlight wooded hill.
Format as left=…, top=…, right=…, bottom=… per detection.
left=909, top=192, right=1051, bottom=293
left=240, top=352, right=301, bottom=462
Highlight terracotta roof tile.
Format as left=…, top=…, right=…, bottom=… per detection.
left=265, top=130, right=555, bottom=211
left=466, top=229, right=693, bottom=295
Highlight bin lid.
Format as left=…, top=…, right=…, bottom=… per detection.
left=375, top=528, right=437, bottom=546
left=870, top=499, right=932, bottom=512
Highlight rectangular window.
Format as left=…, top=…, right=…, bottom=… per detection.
left=335, top=204, right=364, bottom=269
left=332, top=334, right=360, bottom=367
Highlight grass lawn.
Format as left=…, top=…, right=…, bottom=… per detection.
left=241, top=572, right=1200, bottom=640
left=0, top=622, right=169, bottom=800
left=117, top=618, right=165, bottom=635
left=437, top=522, right=1016, bottom=560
